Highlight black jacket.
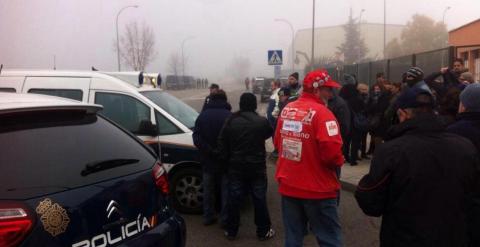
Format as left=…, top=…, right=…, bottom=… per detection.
left=355, top=113, right=480, bottom=247
left=329, top=94, right=351, bottom=139
left=193, top=99, right=232, bottom=171
left=447, top=112, right=480, bottom=246
left=216, top=111, right=272, bottom=172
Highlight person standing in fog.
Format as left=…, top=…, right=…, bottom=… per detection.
left=217, top=93, right=275, bottom=241
left=275, top=70, right=344, bottom=247
left=355, top=87, right=480, bottom=247
left=193, top=90, right=232, bottom=226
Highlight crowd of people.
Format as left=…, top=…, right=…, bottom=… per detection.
left=192, top=59, right=480, bottom=247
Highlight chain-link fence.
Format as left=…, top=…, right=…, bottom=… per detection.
left=336, top=46, right=455, bottom=86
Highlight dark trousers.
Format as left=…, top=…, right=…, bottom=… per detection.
left=360, top=132, right=368, bottom=156
left=226, top=168, right=271, bottom=237
left=203, top=169, right=228, bottom=224
left=350, top=130, right=363, bottom=162
left=342, top=134, right=351, bottom=163
left=281, top=196, right=342, bottom=247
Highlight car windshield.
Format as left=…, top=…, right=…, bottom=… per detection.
left=141, top=90, right=198, bottom=129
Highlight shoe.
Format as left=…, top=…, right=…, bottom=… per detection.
left=361, top=155, right=371, bottom=160
left=350, top=162, right=358, bottom=166
left=224, top=231, right=236, bottom=241
left=258, top=228, right=276, bottom=241
left=203, top=218, right=217, bottom=226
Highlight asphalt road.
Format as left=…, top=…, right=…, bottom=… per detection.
left=168, top=87, right=381, bottom=247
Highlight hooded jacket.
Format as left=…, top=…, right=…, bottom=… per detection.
left=274, top=93, right=344, bottom=199
left=355, top=113, right=480, bottom=247
left=193, top=99, right=232, bottom=171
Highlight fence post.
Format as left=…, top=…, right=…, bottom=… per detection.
left=368, top=62, right=373, bottom=87
left=412, top=54, right=417, bottom=67
left=386, top=59, right=391, bottom=81
left=448, top=46, right=456, bottom=67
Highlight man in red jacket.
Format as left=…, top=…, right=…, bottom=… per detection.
left=274, top=69, right=344, bottom=247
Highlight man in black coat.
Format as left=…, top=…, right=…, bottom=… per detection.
left=355, top=87, right=480, bottom=247
left=193, top=90, right=232, bottom=226
left=217, top=93, right=275, bottom=241
left=447, top=83, right=480, bottom=246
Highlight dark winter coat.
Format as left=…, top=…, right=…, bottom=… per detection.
left=367, top=91, right=392, bottom=137
left=339, top=84, right=367, bottom=132
left=328, top=94, right=351, bottom=140
left=216, top=111, right=273, bottom=172
left=447, top=111, right=480, bottom=246
left=193, top=99, right=232, bottom=172
left=355, top=113, right=480, bottom=247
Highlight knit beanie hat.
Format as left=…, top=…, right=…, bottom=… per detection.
left=239, top=92, right=257, bottom=112
left=460, top=83, right=480, bottom=112
left=289, top=72, right=299, bottom=81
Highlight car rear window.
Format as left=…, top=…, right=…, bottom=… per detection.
left=0, top=110, right=156, bottom=199
left=0, top=88, right=16, bottom=92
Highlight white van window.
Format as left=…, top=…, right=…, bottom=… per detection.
left=28, top=88, right=82, bottom=101
left=155, top=111, right=181, bottom=135
left=0, top=88, right=16, bottom=92
left=95, top=92, right=150, bottom=134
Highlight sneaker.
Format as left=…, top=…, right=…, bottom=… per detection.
left=258, top=228, right=275, bottom=241
left=224, top=231, right=236, bottom=241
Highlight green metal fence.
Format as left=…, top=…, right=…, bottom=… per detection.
left=330, top=46, right=455, bottom=87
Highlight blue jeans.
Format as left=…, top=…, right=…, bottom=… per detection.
left=281, top=196, right=342, bottom=247
left=226, top=169, right=271, bottom=237
left=203, top=170, right=228, bottom=225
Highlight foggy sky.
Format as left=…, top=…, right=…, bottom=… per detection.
left=1, top=0, right=479, bottom=81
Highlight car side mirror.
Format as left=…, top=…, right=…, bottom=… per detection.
left=138, top=120, right=158, bottom=136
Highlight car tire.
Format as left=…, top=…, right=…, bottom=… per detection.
left=170, top=167, right=203, bottom=214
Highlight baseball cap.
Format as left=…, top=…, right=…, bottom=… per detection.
left=395, top=87, right=433, bottom=109
left=209, top=83, right=219, bottom=89
left=303, top=70, right=341, bottom=90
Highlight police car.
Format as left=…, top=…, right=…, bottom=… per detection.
left=0, top=70, right=203, bottom=214
left=0, top=93, right=186, bottom=247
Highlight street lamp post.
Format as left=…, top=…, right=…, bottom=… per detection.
left=443, top=6, right=451, bottom=24
left=275, top=18, right=295, bottom=73
left=311, top=0, right=316, bottom=70
left=116, top=5, right=138, bottom=71
left=383, top=0, right=386, bottom=59
left=181, top=36, right=195, bottom=84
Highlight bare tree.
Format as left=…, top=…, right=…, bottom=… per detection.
left=118, top=21, right=157, bottom=71
left=167, top=52, right=182, bottom=76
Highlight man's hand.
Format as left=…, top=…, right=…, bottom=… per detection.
left=440, top=67, right=449, bottom=74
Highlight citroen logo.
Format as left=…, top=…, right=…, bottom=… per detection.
left=106, top=200, right=123, bottom=219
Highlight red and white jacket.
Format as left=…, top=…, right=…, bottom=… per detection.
left=274, top=93, right=344, bottom=199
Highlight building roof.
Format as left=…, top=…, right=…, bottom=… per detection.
left=449, top=18, right=480, bottom=33
left=297, top=22, right=405, bottom=32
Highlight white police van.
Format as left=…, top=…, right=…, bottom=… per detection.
left=0, top=70, right=203, bottom=214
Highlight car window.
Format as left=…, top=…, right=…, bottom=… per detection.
left=0, top=111, right=156, bottom=199
left=141, top=91, right=198, bottom=129
left=95, top=92, right=151, bottom=134
left=0, top=88, right=16, bottom=92
left=28, top=88, right=82, bottom=101
left=155, top=110, right=181, bottom=135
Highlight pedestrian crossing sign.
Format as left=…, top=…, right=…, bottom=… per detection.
left=268, top=50, right=283, bottom=65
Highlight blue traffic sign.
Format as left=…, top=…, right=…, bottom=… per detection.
left=268, top=50, right=283, bottom=65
